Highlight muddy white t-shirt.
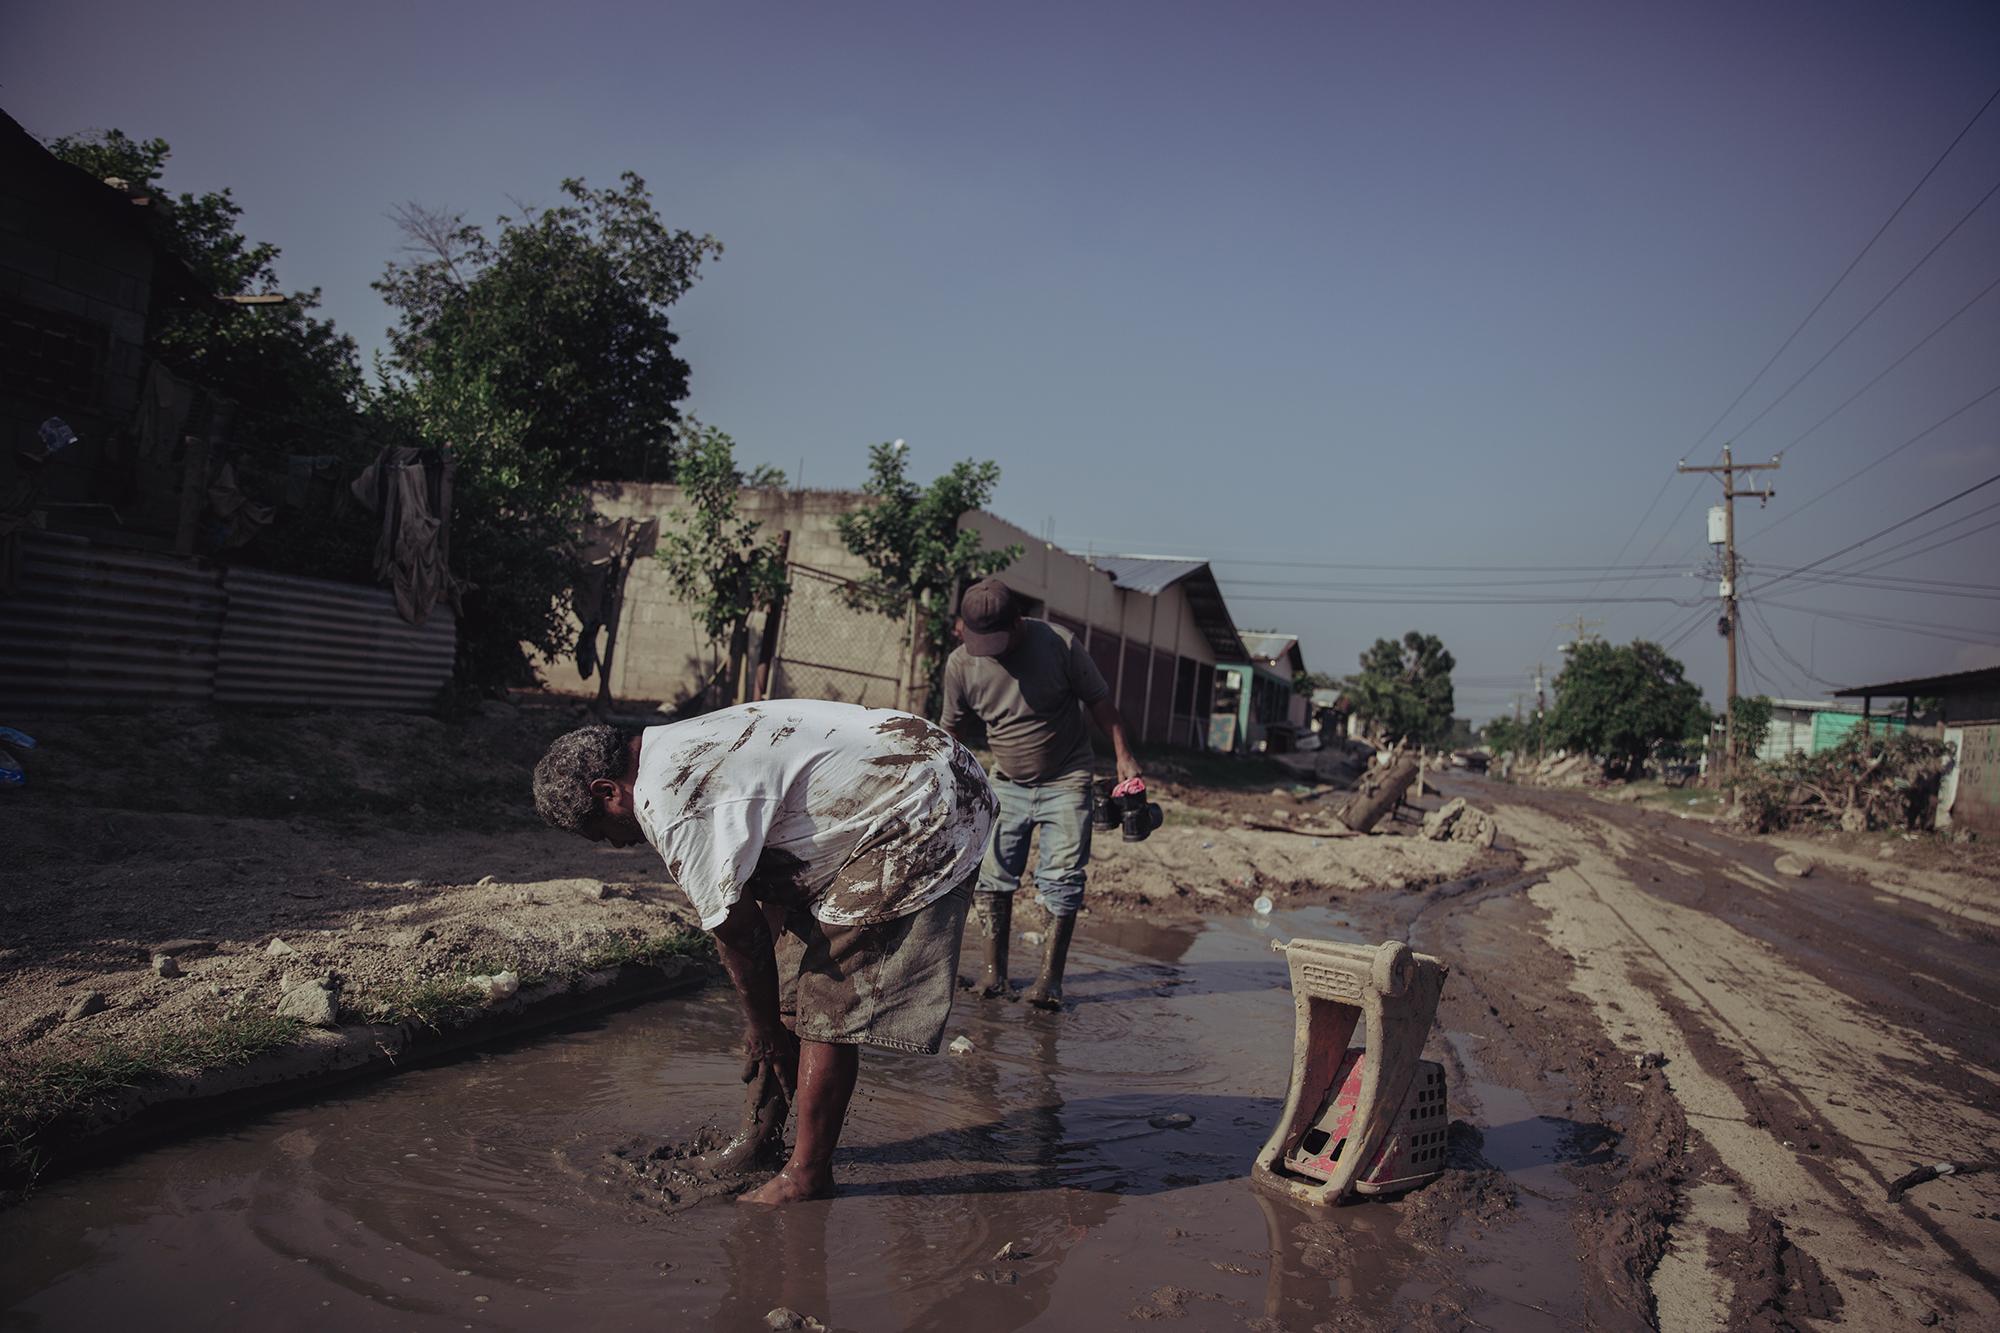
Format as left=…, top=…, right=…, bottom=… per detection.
left=633, top=700, right=994, bottom=931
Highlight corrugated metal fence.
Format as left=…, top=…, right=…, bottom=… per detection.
left=2, top=533, right=455, bottom=713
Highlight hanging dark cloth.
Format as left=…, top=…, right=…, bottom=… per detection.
left=574, top=514, right=659, bottom=679
left=205, top=459, right=277, bottom=549
left=349, top=445, right=457, bottom=625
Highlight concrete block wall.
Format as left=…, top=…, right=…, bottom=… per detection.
left=546, top=484, right=1227, bottom=747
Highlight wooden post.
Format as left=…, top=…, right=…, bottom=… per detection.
left=173, top=434, right=210, bottom=556
left=592, top=546, right=628, bottom=718
left=750, top=530, right=792, bottom=702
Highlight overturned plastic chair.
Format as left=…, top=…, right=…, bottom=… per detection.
left=1252, top=938, right=1451, bottom=1204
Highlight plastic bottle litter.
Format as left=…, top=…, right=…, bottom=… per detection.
left=1253, top=895, right=1274, bottom=916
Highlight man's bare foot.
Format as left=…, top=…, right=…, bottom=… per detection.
left=738, top=1163, right=833, bottom=1205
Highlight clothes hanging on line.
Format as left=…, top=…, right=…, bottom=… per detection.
left=574, top=514, right=660, bottom=679
left=205, top=460, right=277, bottom=549
left=349, top=445, right=457, bottom=626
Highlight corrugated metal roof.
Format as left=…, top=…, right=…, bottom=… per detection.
left=1834, top=666, right=2000, bottom=698
left=1240, top=631, right=1300, bottom=665
left=1092, top=554, right=1210, bottom=596
left=1092, top=553, right=1247, bottom=662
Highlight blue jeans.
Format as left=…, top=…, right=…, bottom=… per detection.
left=977, top=773, right=1093, bottom=918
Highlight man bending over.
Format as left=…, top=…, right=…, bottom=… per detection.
left=533, top=699, right=996, bottom=1204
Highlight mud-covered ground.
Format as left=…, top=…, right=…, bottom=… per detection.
left=5, top=708, right=1997, bottom=1330
left=0, top=711, right=1481, bottom=1061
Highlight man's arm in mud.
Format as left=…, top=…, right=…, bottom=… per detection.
left=1088, top=696, right=1142, bottom=785
left=710, top=898, right=797, bottom=1089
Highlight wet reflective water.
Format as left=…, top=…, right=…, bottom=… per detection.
left=0, top=907, right=1579, bottom=1330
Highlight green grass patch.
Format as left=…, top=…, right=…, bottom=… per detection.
left=583, top=927, right=715, bottom=971
left=1, top=1013, right=307, bottom=1188
left=367, top=976, right=487, bottom=1030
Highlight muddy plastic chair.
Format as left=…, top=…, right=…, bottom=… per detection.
left=1252, top=938, right=1450, bottom=1204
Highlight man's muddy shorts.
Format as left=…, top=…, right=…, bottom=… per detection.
left=774, top=872, right=975, bottom=1054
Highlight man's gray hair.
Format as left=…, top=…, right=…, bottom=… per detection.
left=533, top=724, right=636, bottom=832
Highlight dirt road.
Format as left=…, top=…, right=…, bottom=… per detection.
left=6, top=721, right=1997, bottom=1329
left=1446, top=778, right=2000, bottom=1330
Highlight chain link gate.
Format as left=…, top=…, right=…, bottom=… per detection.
left=766, top=562, right=907, bottom=708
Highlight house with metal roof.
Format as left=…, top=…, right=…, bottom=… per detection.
left=555, top=491, right=1258, bottom=749
left=1834, top=665, right=2000, bottom=834
left=957, top=523, right=1252, bottom=749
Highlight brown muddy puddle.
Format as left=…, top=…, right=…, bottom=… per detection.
left=0, top=906, right=1597, bottom=1331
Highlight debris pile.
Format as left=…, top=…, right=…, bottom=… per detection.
left=1422, top=797, right=1498, bottom=847
left=1731, top=732, right=1950, bottom=834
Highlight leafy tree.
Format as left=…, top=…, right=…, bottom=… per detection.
left=1545, top=639, right=1710, bottom=780
left=1342, top=632, right=1456, bottom=748
left=837, top=443, right=1022, bottom=717
left=46, top=130, right=367, bottom=575
left=368, top=366, right=582, bottom=692
left=1482, top=715, right=1540, bottom=757
left=1293, top=669, right=1343, bottom=698
left=373, top=173, right=723, bottom=689
left=1730, top=694, right=1773, bottom=764
left=374, top=176, right=721, bottom=482
left=656, top=421, right=790, bottom=707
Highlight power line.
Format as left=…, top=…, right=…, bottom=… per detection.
left=1764, top=269, right=2000, bottom=462
left=1687, top=80, right=2000, bottom=455
left=1763, top=599, right=2000, bottom=648
left=1578, top=468, right=1678, bottom=606
left=1746, top=570, right=2000, bottom=600
left=1226, top=593, right=1701, bottom=606
left=1759, top=469, right=2000, bottom=593
left=1662, top=602, right=1717, bottom=655
left=1726, top=175, right=2000, bottom=450
left=1743, top=598, right=1843, bottom=691
left=1750, top=379, right=2000, bottom=538
left=1745, top=561, right=2000, bottom=592
left=1224, top=572, right=1694, bottom=592
left=1212, top=558, right=1687, bottom=573
left=1814, top=500, right=2000, bottom=577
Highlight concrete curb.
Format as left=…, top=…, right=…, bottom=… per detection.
left=8, top=955, right=716, bottom=1195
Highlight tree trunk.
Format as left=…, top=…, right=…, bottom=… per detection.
left=1340, top=755, right=1419, bottom=833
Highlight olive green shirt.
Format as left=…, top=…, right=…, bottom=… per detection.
left=941, top=620, right=1109, bottom=785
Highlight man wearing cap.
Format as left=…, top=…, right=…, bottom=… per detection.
left=941, top=577, right=1141, bottom=1009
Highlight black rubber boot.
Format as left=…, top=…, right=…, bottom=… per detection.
left=1023, top=913, right=1077, bottom=1010
left=974, top=891, right=1013, bottom=997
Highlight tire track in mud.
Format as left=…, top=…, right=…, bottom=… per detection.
left=1380, top=846, right=1689, bottom=1331
left=1486, top=784, right=2000, bottom=1330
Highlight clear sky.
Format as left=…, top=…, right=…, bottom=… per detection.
left=7, top=1, right=1997, bottom=718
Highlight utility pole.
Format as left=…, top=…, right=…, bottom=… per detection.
left=1533, top=663, right=1546, bottom=763
left=1677, top=445, right=1777, bottom=777
left=1556, top=614, right=1602, bottom=652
